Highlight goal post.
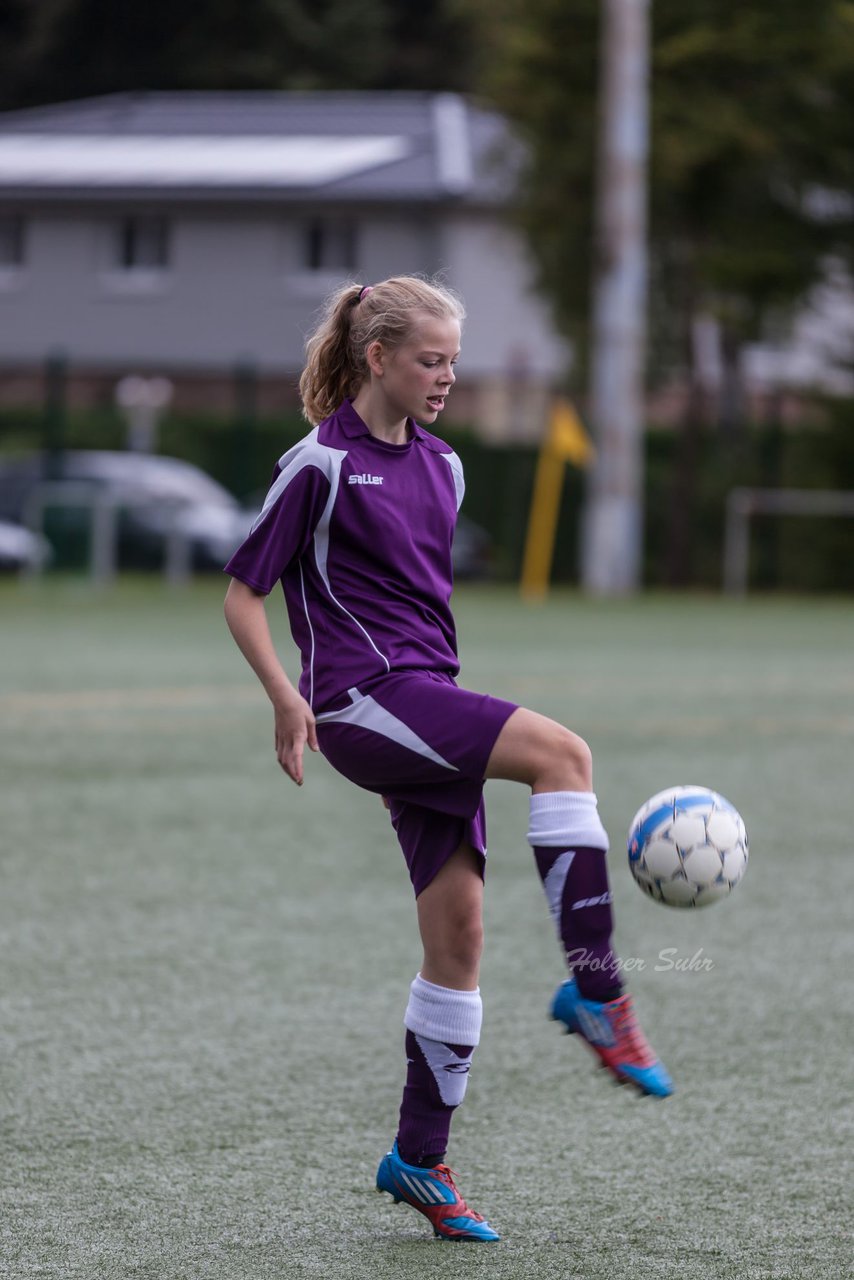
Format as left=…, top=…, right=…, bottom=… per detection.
left=723, top=487, right=854, bottom=595
left=21, top=481, right=193, bottom=586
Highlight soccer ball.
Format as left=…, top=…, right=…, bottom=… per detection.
left=627, top=785, right=748, bottom=908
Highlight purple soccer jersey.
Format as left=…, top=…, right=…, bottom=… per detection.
left=225, top=399, right=464, bottom=712
left=226, top=398, right=517, bottom=894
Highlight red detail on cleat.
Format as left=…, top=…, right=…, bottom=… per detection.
left=553, top=980, right=673, bottom=1095
left=383, top=1162, right=496, bottom=1241
left=576, top=994, right=661, bottom=1086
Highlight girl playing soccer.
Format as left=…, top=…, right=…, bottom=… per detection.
left=223, top=275, right=672, bottom=1244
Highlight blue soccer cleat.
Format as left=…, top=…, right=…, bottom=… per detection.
left=376, top=1141, right=499, bottom=1242
left=551, top=977, right=674, bottom=1098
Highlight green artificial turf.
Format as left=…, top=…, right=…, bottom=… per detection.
left=1, top=579, right=851, bottom=1279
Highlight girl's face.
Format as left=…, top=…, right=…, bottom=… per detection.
left=373, top=313, right=461, bottom=425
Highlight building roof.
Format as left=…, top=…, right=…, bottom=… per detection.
left=0, top=92, right=518, bottom=206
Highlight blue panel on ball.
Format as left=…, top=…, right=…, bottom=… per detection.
left=629, top=802, right=677, bottom=854
left=672, top=792, right=715, bottom=813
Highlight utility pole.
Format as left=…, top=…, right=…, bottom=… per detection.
left=581, top=0, right=650, bottom=594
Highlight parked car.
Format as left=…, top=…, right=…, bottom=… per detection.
left=0, top=451, right=255, bottom=571
left=0, top=519, right=53, bottom=572
left=0, top=449, right=494, bottom=578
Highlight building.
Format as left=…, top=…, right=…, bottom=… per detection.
left=0, top=91, right=569, bottom=440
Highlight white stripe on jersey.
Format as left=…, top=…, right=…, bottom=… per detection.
left=440, top=449, right=465, bottom=511
left=310, top=453, right=390, bottom=677
left=315, top=687, right=458, bottom=772
left=297, top=560, right=316, bottom=707
left=251, top=429, right=390, bottom=690
left=249, top=427, right=339, bottom=534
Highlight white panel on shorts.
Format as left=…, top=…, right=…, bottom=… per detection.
left=315, top=687, right=459, bottom=772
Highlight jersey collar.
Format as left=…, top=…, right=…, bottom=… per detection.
left=338, top=398, right=431, bottom=446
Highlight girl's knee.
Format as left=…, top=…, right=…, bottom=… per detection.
left=427, top=901, right=482, bottom=972
left=561, top=728, right=593, bottom=788
left=451, top=909, right=484, bottom=969
left=487, top=708, right=594, bottom=791
left=533, top=721, right=593, bottom=791
left=417, top=853, right=484, bottom=988
left=422, top=908, right=483, bottom=989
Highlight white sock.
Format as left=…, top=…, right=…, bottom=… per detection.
left=404, top=975, right=483, bottom=1108
left=527, top=791, right=609, bottom=850
left=404, top=973, right=483, bottom=1045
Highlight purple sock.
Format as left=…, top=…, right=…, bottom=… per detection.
left=533, top=844, right=622, bottom=1001
left=527, top=791, right=622, bottom=1003
left=396, top=1030, right=475, bottom=1167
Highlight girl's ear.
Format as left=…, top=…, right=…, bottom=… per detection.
left=365, top=340, right=385, bottom=377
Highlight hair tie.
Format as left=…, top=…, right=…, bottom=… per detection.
left=358, top=284, right=374, bottom=302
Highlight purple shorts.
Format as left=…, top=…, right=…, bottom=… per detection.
left=315, top=671, right=517, bottom=896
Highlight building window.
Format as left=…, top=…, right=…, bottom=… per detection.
left=303, top=218, right=357, bottom=273
left=0, top=215, right=25, bottom=268
left=99, top=215, right=171, bottom=296
left=114, top=216, right=170, bottom=270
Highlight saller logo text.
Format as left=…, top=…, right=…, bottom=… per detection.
left=349, top=473, right=384, bottom=485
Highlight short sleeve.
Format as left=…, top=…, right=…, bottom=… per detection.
left=224, top=463, right=331, bottom=595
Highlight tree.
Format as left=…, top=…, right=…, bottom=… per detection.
left=465, top=0, right=854, bottom=388
left=0, top=0, right=477, bottom=110
left=464, top=0, right=854, bottom=586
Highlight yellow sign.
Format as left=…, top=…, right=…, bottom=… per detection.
left=547, top=398, right=596, bottom=466
left=520, top=399, right=594, bottom=600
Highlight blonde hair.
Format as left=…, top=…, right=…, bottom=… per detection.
left=299, top=275, right=465, bottom=424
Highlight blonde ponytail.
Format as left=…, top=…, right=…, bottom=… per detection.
left=299, top=275, right=465, bottom=425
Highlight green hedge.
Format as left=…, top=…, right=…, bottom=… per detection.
left=2, top=403, right=853, bottom=590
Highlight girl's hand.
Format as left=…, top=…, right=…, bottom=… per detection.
left=273, top=693, right=319, bottom=785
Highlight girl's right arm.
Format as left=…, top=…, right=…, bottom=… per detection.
left=223, top=577, right=318, bottom=786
